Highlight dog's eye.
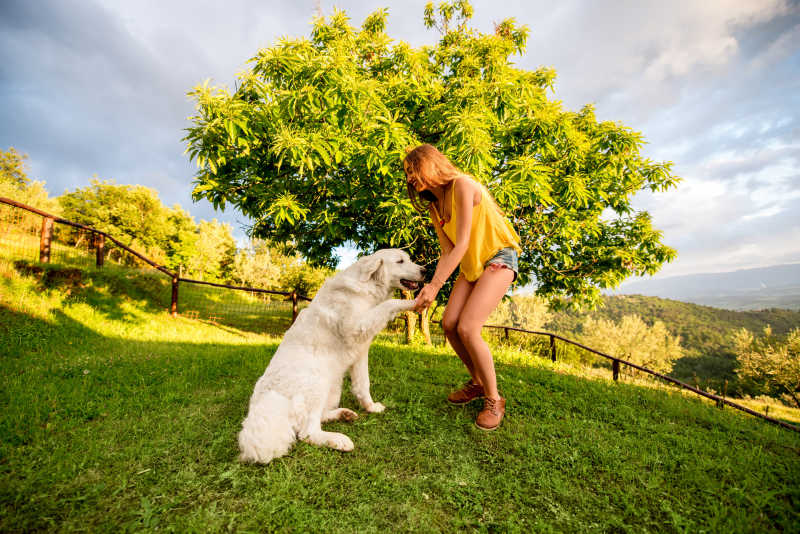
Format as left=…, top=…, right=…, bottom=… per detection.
left=397, top=259, right=404, bottom=264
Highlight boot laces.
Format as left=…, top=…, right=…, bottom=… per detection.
left=484, top=397, right=500, bottom=415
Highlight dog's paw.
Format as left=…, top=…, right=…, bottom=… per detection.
left=337, top=408, right=359, bottom=422
left=322, top=408, right=359, bottom=423
left=327, top=432, right=354, bottom=452
left=366, top=402, right=386, bottom=413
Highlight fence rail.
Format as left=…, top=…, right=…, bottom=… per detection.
left=2, top=196, right=797, bottom=433
left=0, top=196, right=309, bottom=330
left=474, top=324, right=800, bottom=433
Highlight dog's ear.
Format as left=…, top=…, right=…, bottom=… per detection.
left=360, top=257, right=387, bottom=285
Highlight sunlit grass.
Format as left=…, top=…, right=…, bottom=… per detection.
left=1, top=261, right=799, bottom=532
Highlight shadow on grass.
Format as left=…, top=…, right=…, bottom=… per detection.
left=177, top=282, right=298, bottom=336
left=6, top=259, right=296, bottom=335
left=0, top=300, right=103, bottom=359
left=0, top=299, right=284, bottom=532
left=8, top=260, right=170, bottom=323
left=0, top=300, right=279, bottom=446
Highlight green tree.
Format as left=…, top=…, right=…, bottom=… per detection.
left=184, top=1, right=679, bottom=309
left=58, top=180, right=238, bottom=281
left=163, top=205, right=200, bottom=275
left=579, top=314, right=682, bottom=375
left=59, top=179, right=173, bottom=262
left=186, top=219, right=237, bottom=281
left=0, top=147, right=59, bottom=214
left=734, top=327, right=800, bottom=408
left=232, top=239, right=282, bottom=289
left=233, top=238, right=331, bottom=296
left=488, top=294, right=551, bottom=331
left=277, top=254, right=332, bottom=297
left=0, top=147, right=30, bottom=187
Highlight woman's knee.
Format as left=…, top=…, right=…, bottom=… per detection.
left=442, top=315, right=459, bottom=336
left=456, top=319, right=481, bottom=341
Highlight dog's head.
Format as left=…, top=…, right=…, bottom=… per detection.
left=357, top=249, right=425, bottom=292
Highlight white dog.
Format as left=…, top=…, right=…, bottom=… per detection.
left=238, top=248, right=425, bottom=463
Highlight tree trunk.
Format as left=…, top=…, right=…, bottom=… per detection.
left=402, top=290, right=416, bottom=343
left=789, top=389, right=800, bottom=410
left=404, top=313, right=416, bottom=343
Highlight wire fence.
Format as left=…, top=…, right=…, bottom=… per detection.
left=176, top=279, right=308, bottom=334
left=2, top=196, right=797, bottom=433
left=0, top=197, right=309, bottom=335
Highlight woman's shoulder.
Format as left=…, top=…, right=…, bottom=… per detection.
left=452, top=174, right=482, bottom=203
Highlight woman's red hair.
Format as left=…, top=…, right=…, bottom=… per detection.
left=403, top=144, right=464, bottom=213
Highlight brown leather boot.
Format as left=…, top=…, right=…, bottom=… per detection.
left=447, top=380, right=485, bottom=405
left=475, top=397, right=506, bottom=431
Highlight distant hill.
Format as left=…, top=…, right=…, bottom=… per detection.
left=546, top=294, right=800, bottom=394
left=608, top=263, right=800, bottom=310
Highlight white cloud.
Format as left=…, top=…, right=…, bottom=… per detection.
left=642, top=0, right=791, bottom=80
left=741, top=204, right=784, bottom=221
left=519, top=0, right=794, bottom=122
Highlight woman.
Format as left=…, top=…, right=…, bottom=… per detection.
left=404, top=144, right=521, bottom=431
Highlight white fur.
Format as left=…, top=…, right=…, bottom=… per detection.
left=238, top=249, right=424, bottom=463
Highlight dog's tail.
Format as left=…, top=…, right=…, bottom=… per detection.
left=238, top=390, right=295, bottom=464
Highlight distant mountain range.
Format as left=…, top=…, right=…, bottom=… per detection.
left=609, top=263, right=800, bottom=311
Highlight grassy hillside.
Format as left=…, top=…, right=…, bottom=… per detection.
left=2, top=262, right=800, bottom=532
left=547, top=294, right=800, bottom=393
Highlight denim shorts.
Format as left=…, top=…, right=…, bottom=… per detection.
left=484, top=247, right=519, bottom=281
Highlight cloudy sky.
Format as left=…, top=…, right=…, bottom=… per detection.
left=1, top=0, right=798, bottom=281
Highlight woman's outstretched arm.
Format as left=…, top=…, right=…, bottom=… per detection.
left=415, top=178, right=477, bottom=311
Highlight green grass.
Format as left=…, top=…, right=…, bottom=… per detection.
left=1, top=262, right=800, bottom=532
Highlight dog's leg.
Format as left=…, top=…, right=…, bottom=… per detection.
left=321, top=379, right=358, bottom=422
left=298, top=396, right=355, bottom=452
left=325, top=376, right=343, bottom=410
left=303, top=428, right=354, bottom=452
left=345, top=299, right=415, bottom=344
left=350, top=353, right=384, bottom=413
left=339, top=299, right=413, bottom=413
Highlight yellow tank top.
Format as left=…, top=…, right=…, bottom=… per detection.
left=438, top=178, right=522, bottom=282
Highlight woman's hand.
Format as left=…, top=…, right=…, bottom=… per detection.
left=414, top=283, right=440, bottom=312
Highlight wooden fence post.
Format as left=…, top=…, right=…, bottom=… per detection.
left=291, top=291, right=298, bottom=324
left=404, top=314, right=415, bottom=343
left=504, top=327, right=509, bottom=341
left=549, top=335, right=556, bottom=362
left=612, top=359, right=620, bottom=381
left=39, top=216, right=53, bottom=263
left=420, top=307, right=431, bottom=345
left=95, top=233, right=105, bottom=267
left=718, top=380, right=728, bottom=409
left=171, top=277, right=179, bottom=317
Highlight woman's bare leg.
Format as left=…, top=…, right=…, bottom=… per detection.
left=441, top=274, right=478, bottom=382
left=455, top=267, right=515, bottom=399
